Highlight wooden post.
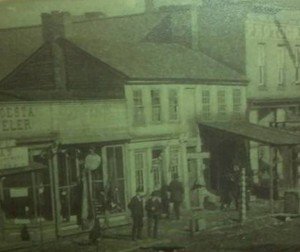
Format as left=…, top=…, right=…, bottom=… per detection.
left=239, top=167, right=246, bottom=223
left=269, top=146, right=274, bottom=214
left=51, top=145, right=61, bottom=236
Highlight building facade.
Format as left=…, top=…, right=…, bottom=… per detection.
left=0, top=9, right=247, bottom=242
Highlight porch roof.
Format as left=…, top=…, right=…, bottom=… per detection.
left=199, top=121, right=300, bottom=146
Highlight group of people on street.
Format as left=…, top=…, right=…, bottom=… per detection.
left=127, top=174, right=184, bottom=241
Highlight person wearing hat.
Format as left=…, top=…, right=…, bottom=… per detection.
left=145, top=190, right=161, bottom=239
left=168, top=173, right=184, bottom=220
left=128, top=189, right=144, bottom=241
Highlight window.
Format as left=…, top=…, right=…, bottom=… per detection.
left=258, top=43, right=265, bottom=86
left=134, top=150, right=146, bottom=192
left=151, top=90, right=161, bottom=123
left=169, top=89, right=179, bottom=121
left=217, top=90, right=227, bottom=119
left=91, top=145, right=126, bottom=215
left=295, top=46, right=300, bottom=84
left=57, top=149, right=80, bottom=223
left=169, top=147, right=180, bottom=177
left=278, top=45, right=285, bottom=85
left=232, top=89, right=242, bottom=119
left=133, top=90, right=145, bottom=125
left=202, top=90, right=211, bottom=120
left=152, top=149, right=163, bottom=188
left=104, top=146, right=125, bottom=213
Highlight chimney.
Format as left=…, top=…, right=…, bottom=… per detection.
left=145, top=0, right=155, bottom=13
left=41, top=11, right=71, bottom=91
left=41, top=11, right=72, bottom=42
left=191, top=1, right=202, bottom=50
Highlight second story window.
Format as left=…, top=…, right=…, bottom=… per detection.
left=133, top=90, right=145, bottom=125
left=258, top=43, right=265, bottom=86
left=202, top=90, right=211, bottom=121
left=217, top=90, right=227, bottom=119
left=151, top=90, right=161, bottom=123
left=233, top=89, right=242, bottom=119
left=296, top=46, right=300, bottom=84
left=278, top=45, right=285, bottom=86
left=169, top=89, right=179, bottom=121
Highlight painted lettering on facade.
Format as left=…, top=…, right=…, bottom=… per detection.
left=0, top=106, right=34, bottom=132
left=0, top=147, right=29, bottom=170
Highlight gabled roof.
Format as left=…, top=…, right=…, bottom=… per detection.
left=69, top=37, right=246, bottom=82
left=0, top=25, right=42, bottom=83
left=0, top=12, right=166, bottom=82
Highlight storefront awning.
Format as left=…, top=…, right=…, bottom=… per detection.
left=0, top=162, right=47, bottom=177
left=199, top=121, right=300, bottom=146
left=60, top=132, right=131, bottom=145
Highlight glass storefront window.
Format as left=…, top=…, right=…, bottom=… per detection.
left=91, top=145, right=126, bottom=215
left=57, top=149, right=81, bottom=224
left=1, top=148, right=53, bottom=223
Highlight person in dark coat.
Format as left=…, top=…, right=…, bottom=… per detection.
left=160, top=184, right=170, bottom=219
left=128, top=189, right=144, bottom=241
left=145, top=191, right=161, bottom=239
left=168, top=173, right=184, bottom=220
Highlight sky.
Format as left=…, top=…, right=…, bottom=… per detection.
left=0, top=0, right=194, bottom=29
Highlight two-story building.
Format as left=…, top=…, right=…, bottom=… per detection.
left=0, top=9, right=250, bottom=242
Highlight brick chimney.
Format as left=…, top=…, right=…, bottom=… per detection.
left=145, top=0, right=155, bottom=13
left=191, top=1, right=202, bottom=50
left=41, top=11, right=72, bottom=42
left=41, top=11, right=71, bottom=91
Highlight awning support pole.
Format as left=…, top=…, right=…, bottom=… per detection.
left=269, top=146, right=275, bottom=214
left=239, top=166, right=247, bottom=223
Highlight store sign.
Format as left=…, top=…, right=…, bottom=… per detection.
left=0, top=147, right=29, bottom=170
left=0, top=106, right=34, bottom=132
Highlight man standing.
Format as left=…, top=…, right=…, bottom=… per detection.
left=168, top=174, right=184, bottom=220
left=128, top=189, right=144, bottom=241
left=145, top=191, right=161, bottom=239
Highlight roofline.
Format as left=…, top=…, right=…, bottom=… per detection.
left=0, top=12, right=164, bottom=31
left=73, top=11, right=164, bottom=25
left=0, top=24, right=41, bottom=32
left=126, top=78, right=248, bottom=86
left=0, top=43, right=50, bottom=87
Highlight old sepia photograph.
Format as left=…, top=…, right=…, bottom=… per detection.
left=0, top=0, right=300, bottom=251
